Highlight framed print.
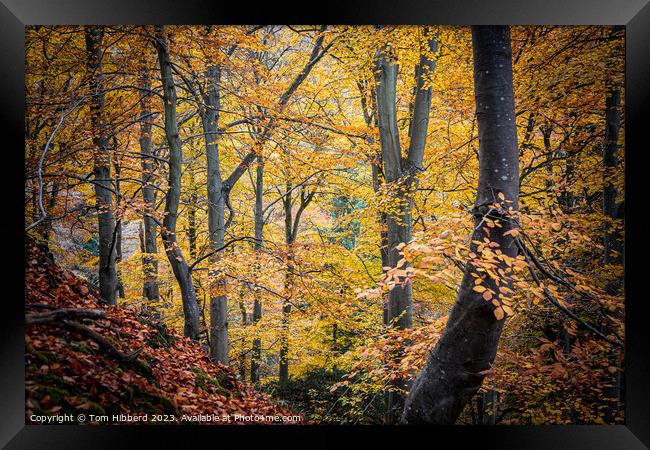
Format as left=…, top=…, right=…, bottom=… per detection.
left=2, top=0, right=649, bottom=447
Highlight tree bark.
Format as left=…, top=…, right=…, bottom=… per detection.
left=359, top=77, right=389, bottom=325
left=85, top=26, right=118, bottom=305
left=279, top=178, right=294, bottom=395
left=603, top=85, right=623, bottom=267
left=198, top=64, right=231, bottom=363
left=154, top=25, right=201, bottom=340
left=250, top=155, right=264, bottom=383
left=401, top=26, right=520, bottom=424
left=602, top=83, right=623, bottom=422
left=278, top=170, right=315, bottom=394
left=375, top=30, right=437, bottom=329
left=374, top=27, right=438, bottom=422
left=138, top=57, right=160, bottom=303
left=112, top=150, right=125, bottom=299
left=202, top=29, right=329, bottom=363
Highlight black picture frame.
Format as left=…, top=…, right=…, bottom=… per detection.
left=2, top=1, right=648, bottom=448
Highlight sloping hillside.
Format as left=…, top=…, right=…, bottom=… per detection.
left=25, top=239, right=300, bottom=425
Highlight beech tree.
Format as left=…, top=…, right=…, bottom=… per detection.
left=25, top=25, right=625, bottom=425
left=200, top=26, right=331, bottom=362
left=85, top=26, right=118, bottom=305
left=138, top=60, right=160, bottom=303
left=401, top=25, right=521, bottom=424
left=154, top=25, right=202, bottom=340
left=373, top=26, right=438, bottom=422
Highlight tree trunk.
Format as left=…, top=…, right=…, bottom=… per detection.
left=196, top=29, right=329, bottom=362
left=85, top=26, right=118, bottom=305
left=603, top=85, right=623, bottom=267
left=602, top=84, right=623, bottom=422
left=401, top=26, right=520, bottom=424
left=360, top=78, right=390, bottom=325
left=138, top=61, right=160, bottom=303
left=42, top=176, right=60, bottom=245
left=113, top=152, right=125, bottom=299
left=251, top=155, right=264, bottom=383
left=187, top=168, right=198, bottom=261
left=374, top=27, right=437, bottom=423
left=199, top=64, right=230, bottom=363
left=372, top=161, right=390, bottom=325
left=279, top=179, right=294, bottom=395
left=238, top=284, right=248, bottom=379
left=154, top=25, right=201, bottom=340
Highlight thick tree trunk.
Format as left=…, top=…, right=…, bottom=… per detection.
left=139, top=63, right=160, bottom=303
left=85, top=26, right=118, bottom=305
left=374, top=28, right=437, bottom=423
left=154, top=26, right=201, bottom=340
left=401, top=26, right=520, bottom=424
left=201, top=30, right=328, bottom=362
left=250, top=156, right=264, bottom=383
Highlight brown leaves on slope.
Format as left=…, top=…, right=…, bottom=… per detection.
left=25, top=239, right=300, bottom=424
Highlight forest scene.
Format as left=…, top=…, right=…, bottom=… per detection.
left=24, top=24, right=625, bottom=425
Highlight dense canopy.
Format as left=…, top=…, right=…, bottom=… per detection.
left=25, top=25, right=624, bottom=425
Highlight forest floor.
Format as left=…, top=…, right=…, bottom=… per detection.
left=24, top=238, right=300, bottom=425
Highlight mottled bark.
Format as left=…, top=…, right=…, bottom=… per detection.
left=154, top=26, right=201, bottom=340
left=42, top=177, right=60, bottom=244
left=85, top=26, right=118, bottom=305
left=402, top=26, right=520, bottom=424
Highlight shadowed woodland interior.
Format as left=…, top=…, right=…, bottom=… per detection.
left=25, top=25, right=624, bottom=425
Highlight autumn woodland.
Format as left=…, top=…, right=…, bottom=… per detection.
left=24, top=25, right=625, bottom=425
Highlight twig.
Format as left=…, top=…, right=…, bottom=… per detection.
left=188, top=236, right=260, bottom=271
left=26, top=97, right=87, bottom=233
left=515, top=238, right=623, bottom=349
